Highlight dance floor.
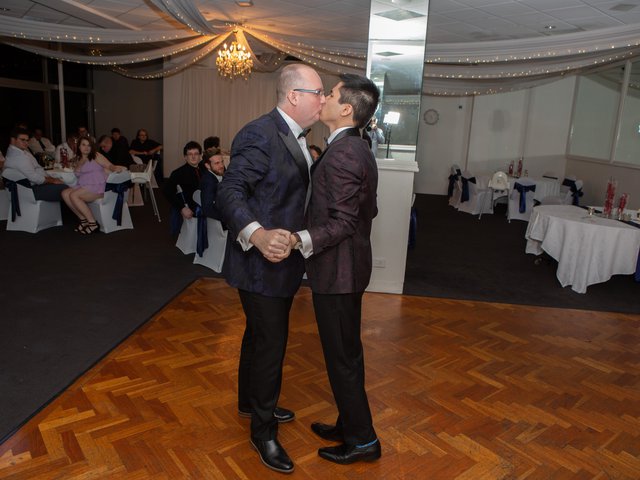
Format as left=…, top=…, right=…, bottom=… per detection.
left=1, top=278, right=639, bottom=479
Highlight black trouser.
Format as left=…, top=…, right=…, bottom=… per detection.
left=33, top=183, right=67, bottom=201
left=237, top=290, right=293, bottom=440
left=312, top=291, right=376, bottom=446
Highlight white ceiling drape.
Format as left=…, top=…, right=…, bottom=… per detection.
left=1, top=1, right=639, bottom=95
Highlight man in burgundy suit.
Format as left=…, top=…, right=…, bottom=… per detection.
left=290, top=74, right=381, bottom=465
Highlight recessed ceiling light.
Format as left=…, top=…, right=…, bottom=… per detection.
left=235, top=0, right=253, bottom=6
left=544, top=25, right=556, bottom=29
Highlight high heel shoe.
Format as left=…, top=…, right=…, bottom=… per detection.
left=81, top=221, right=100, bottom=234
left=74, top=219, right=89, bottom=232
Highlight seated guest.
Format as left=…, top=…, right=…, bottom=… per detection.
left=110, top=127, right=133, bottom=167
left=0, top=149, right=5, bottom=170
left=61, top=137, right=126, bottom=234
left=55, top=133, right=78, bottom=164
left=129, top=128, right=162, bottom=163
left=28, top=128, right=56, bottom=156
left=76, top=125, right=95, bottom=143
left=200, top=148, right=225, bottom=222
left=163, top=141, right=203, bottom=234
left=203, top=135, right=230, bottom=155
left=97, top=135, right=115, bottom=163
left=3, top=127, right=66, bottom=200
left=309, top=144, right=322, bottom=162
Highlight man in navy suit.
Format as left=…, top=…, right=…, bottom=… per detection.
left=290, top=74, right=381, bottom=465
left=217, top=64, right=325, bottom=474
left=200, top=148, right=225, bottom=222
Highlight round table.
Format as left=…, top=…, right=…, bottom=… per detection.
left=525, top=205, right=640, bottom=293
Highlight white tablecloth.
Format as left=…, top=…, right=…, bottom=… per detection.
left=46, top=169, right=77, bottom=186
left=525, top=205, right=640, bottom=293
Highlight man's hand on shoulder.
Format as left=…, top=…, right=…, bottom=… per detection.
left=251, top=227, right=292, bottom=263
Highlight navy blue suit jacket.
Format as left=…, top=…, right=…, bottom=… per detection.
left=217, top=109, right=309, bottom=297
left=200, top=170, right=223, bottom=221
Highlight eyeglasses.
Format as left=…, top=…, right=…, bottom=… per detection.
left=293, top=88, right=324, bottom=96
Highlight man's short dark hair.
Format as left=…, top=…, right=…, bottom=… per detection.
left=183, top=141, right=202, bottom=155
left=203, top=136, right=220, bottom=150
left=111, top=127, right=121, bottom=134
left=10, top=127, right=29, bottom=139
left=338, top=74, right=380, bottom=129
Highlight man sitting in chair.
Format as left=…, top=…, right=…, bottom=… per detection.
left=3, top=127, right=66, bottom=201
left=200, top=147, right=225, bottom=223
left=163, top=140, right=203, bottom=235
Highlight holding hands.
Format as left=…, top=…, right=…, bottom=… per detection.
left=251, top=228, right=294, bottom=263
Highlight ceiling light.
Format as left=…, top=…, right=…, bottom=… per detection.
left=235, top=0, right=254, bottom=6
left=544, top=25, right=556, bottom=30
left=216, top=30, right=253, bottom=80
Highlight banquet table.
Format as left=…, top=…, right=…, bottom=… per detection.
left=525, top=204, right=640, bottom=293
left=46, top=168, right=77, bottom=186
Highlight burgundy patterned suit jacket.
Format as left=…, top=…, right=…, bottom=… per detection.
left=304, top=128, right=378, bottom=294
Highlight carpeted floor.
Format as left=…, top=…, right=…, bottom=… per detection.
left=0, top=193, right=221, bottom=443
left=404, top=194, right=639, bottom=314
left=1, top=191, right=637, bottom=443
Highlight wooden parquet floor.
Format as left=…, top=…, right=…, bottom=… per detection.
left=1, top=278, right=639, bottom=479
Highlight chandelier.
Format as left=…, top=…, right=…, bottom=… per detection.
left=216, top=32, right=253, bottom=79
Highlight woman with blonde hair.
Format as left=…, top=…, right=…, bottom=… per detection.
left=61, top=136, right=126, bottom=234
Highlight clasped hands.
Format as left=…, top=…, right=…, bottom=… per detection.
left=251, top=228, right=299, bottom=263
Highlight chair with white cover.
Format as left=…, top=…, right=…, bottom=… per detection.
left=175, top=191, right=197, bottom=255
left=192, top=190, right=228, bottom=272
left=540, top=178, right=583, bottom=206
left=0, top=186, right=9, bottom=221
left=88, top=170, right=134, bottom=233
left=508, top=177, right=537, bottom=222
left=130, top=159, right=161, bottom=222
left=457, top=171, right=492, bottom=216
left=2, top=169, right=62, bottom=232
left=447, top=164, right=463, bottom=208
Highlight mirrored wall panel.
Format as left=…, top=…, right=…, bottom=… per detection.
left=367, top=0, right=429, bottom=158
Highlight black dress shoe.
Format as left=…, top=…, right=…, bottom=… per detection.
left=310, top=422, right=344, bottom=442
left=250, top=438, right=294, bottom=474
left=318, top=440, right=381, bottom=465
left=238, top=406, right=295, bottom=423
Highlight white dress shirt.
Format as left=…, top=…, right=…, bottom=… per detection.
left=3, top=144, right=47, bottom=185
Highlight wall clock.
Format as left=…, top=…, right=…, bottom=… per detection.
left=423, top=108, right=439, bottom=125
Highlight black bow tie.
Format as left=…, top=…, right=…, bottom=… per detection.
left=298, top=128, right=311, bottom=139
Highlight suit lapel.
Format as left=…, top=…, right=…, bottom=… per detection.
left=271, top=110, right=310, bottom=189
left=310, top=127, right=361, bottom=176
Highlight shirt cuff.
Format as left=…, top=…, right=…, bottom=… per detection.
left=296, top=229, right=313, bottom=259
left=237, top=221, right=262, bottom=251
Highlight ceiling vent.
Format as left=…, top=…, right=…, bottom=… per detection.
left=375, top=9, right=425, bottom=21
left=609, top=3, right=637, bottom=11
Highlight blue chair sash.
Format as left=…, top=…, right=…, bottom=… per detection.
left=514, top=182, right=536, bottom=213
left=447, top=173, right=460, bottom=198
left=195, top=205, right=208, bottom=257
left=105, top=180, right=132, bottom=226
left=460, top=176, right=476, bottom=203
left=3, top=178, right=32, bottom=221
left=562, top=178, right=583, bottom=206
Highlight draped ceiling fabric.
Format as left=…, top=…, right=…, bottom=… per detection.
left=1, top=1, right=640, bottom=95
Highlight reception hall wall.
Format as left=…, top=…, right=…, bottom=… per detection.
left=90, top=64, right=640, bottom=208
